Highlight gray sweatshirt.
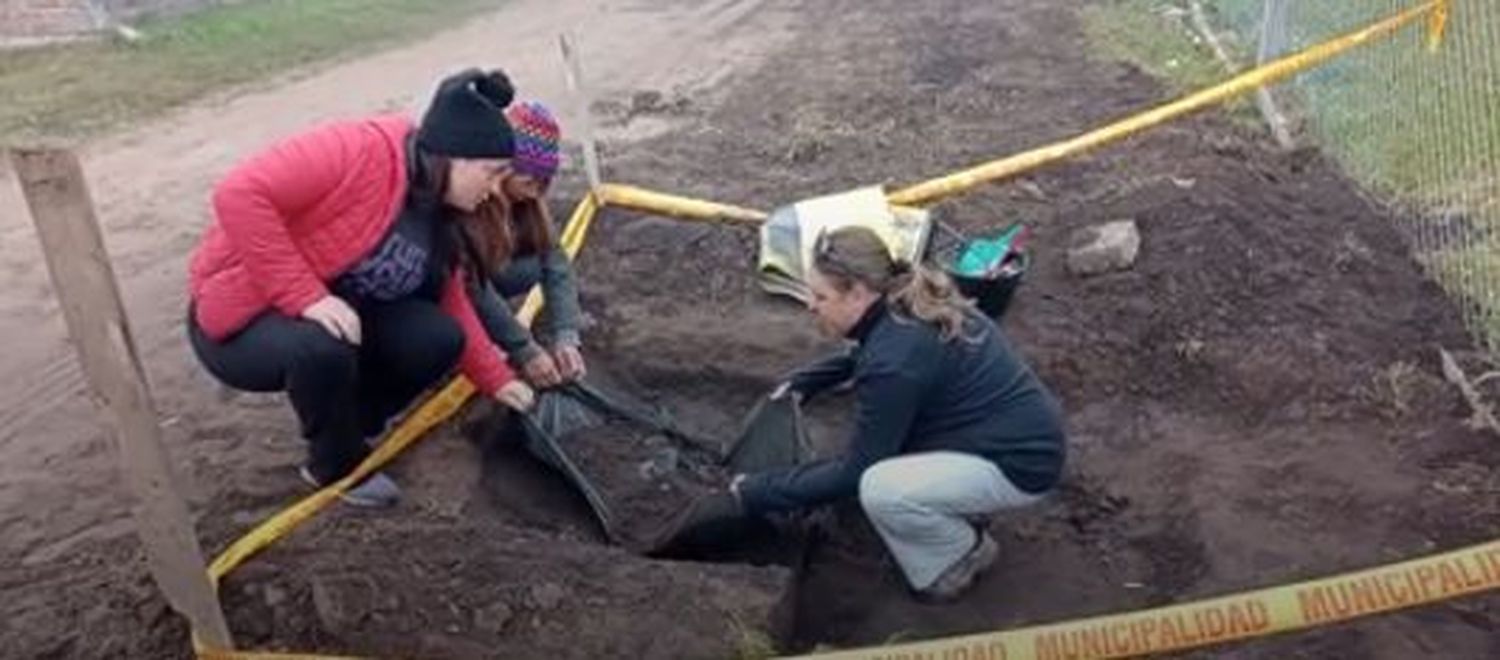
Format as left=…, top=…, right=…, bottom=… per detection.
left=472, top=247, right=583, bottom=365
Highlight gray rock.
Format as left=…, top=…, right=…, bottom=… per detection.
left=529, top=582, right=567, bottom=611
left=1067, top=220, right=1141, bottom=276
left=476, top=601, right=516, bottom=634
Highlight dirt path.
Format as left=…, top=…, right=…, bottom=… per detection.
left=3, top=0, right=1498, bottom=657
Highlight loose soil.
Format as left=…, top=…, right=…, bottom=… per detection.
left=213, top=444, right=792, bottom=659
left=2, top=0, right=1497, bottom=657
left=556, top=419, right=728, bottom=549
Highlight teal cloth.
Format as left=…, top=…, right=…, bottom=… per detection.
left=954, top=224, right=1024, bottom=276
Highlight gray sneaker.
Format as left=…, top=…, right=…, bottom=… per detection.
left=364, top=419, right=396, bottom=449
left=918, top=530, right=999, bottom=603
left=299, top=466, right=401, bottom=508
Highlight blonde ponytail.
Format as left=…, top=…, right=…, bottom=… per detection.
left=812, top=226, right=972, bottom=341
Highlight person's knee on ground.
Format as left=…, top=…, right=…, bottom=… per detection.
left=858, top=458, right=997, bottom=599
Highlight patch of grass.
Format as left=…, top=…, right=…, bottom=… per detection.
left=1082, top=0, right=1230, bottom=94
left=1199, top=0, right=1500, bottom=197
left=1080, top=0, right=1261, bottom=124
left=1431, top=242, right=1500, bottom=349
left=1370, top=360, right=1419, bottom=418
left=727, top=615, right=778, bottom=660
left=0, top=0, right=508, bottom=142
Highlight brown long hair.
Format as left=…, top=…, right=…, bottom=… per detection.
left=813, top=226, right=971, bottom=341
left=415, top=150, right=555, bottom=275
left=459, top=194, right=555, bottom=273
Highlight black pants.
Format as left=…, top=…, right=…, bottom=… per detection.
left=188, top=299, right=463, bottom=482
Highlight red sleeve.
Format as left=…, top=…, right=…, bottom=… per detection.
left=211, top=124, right=353, bottom=316
left=441, top=268, right=516, bottom=396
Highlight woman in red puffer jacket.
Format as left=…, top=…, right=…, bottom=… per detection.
left=187, top=69, right=535, bottom=508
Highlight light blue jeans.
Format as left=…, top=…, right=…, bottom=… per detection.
left=859, top=451, right=1043, bottom=589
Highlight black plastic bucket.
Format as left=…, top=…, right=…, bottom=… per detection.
left=947, top=251, right=1029, bottom=320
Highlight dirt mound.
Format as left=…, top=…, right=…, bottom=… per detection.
left=213, top=413, right=793, bottom=659
left=218, top=516, right=791, bottom=658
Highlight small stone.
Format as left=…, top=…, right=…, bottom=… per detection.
left=638, top=447, right=679, bottom=480
left=1016, top=179, right=1048, bottom=200
left=310, top=580, right=343, bottom=629
left=529, top=582, right=567, bottom=611
left=263, top=585, right=287, bottom=607
left=1067, top=220, right=1141, bottom=277
left=476, top=601, right=515, bottom=634
left=632, top=90, right=665, bottom=113
left=309, top=576, right=372, bottom=629
left=112, top=24, right=143, bottom=43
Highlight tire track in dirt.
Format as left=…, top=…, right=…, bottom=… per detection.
left=0, top=358, right=86, bottom=447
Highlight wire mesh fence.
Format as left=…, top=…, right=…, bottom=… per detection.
left=1204, top=0, right=1500, bottom=348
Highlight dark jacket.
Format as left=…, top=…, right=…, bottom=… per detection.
left=737, top=298, right=1066, bottom=515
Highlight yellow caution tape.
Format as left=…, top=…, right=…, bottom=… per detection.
left=886, top=0, right=1447, bottom=207
left=598, top=182, right=768, bottom=223
left=194, top=193, right=601, bottom=658
left=1428, top=0, right=1450, bottom=52
left=796, top=539, right=1500, bottom=660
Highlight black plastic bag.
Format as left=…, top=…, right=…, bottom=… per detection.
left=514, top=378, right=812, bottom=557
left=726, top=395, right=810, bottom=474
left=646, top=393, right=814, bottom=559
left=516, top=379, right=729, bottom=550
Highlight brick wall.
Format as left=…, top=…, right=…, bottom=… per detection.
left=101, top=0, right=224, bottom=21
left=1, top=0, right=226, bottom=45
left=1, top=0, right=97, bottom=41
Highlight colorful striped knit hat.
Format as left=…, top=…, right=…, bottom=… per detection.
left=504, top=100, right=561, bottom=185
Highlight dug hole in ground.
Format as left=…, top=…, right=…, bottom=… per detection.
left=2, top=0, right=1498, bottom=658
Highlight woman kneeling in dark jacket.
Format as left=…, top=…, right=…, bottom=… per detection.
left=734, top=225, right=1066, bottom=601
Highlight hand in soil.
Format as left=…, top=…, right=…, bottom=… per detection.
left=552, top=345, right=587, bottom=382
left=522, top=350, right=563, bottom=388
left=301, top=295, right=362, bottom=345
left=494, top=380, right=536, bottom=412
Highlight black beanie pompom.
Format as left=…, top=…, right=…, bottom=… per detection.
left=472, top=70, right=515, bottom=107
left=417, top=68, right=517, bottom=160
